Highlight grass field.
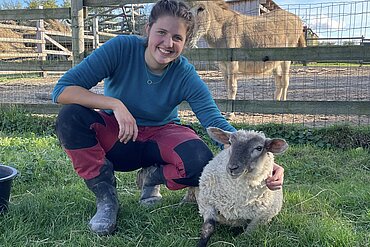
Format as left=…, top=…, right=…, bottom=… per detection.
left=0, top=109, right=369, bottom=247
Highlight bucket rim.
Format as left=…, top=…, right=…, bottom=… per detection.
left=0, top=164, right=18, bottom=182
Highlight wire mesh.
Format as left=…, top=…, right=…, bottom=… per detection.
left=0, top=1, right=369, bottom=127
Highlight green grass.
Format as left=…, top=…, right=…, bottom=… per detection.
left=0, top=111, right=369, bottom=247
left=0, top=73, right=44, bottom=83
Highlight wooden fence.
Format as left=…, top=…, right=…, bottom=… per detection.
left=0, top=0, right=370, bottom=120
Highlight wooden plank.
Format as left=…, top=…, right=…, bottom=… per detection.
left=84, top=0, right=200, bottom=6
left=0, top=53, right=46, bottom=59
left=0, top=37, right=44, bottom=44
left=97, top=31, right=117, bottom=37
left=84, top=0, right=154, bottom=7
left=44, top=34, right=72, bottom=54
left=0, top=61, right=72, bottom=71
left=45, top=50, right=72, bottom=56
left=179, top=100, right=370, bottom=116
left=45, top=29, right=72, bottom=37
left=0, top=8, right=70, bottom=20
left=184, top=46, right=370, bottom=62
left=0, top=23, right=36, bottom=31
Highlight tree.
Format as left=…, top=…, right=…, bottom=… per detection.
left=0, top=0, right=22, bottom=10
left=25, top=0, right=58, bottom=9
left=60, top=0, right=71, bottom=8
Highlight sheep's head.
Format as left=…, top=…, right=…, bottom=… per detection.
left=207, top=127, right=288, bottom=178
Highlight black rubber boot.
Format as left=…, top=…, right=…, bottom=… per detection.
left=136, top=165, right=165, bottom=206
left=85, top=160, right=119, bottom=235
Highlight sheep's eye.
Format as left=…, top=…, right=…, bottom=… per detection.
left=228, top=140, right=231, bottom=145
left=256, top=146, right=263, bottom=152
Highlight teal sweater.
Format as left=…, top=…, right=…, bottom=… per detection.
left=52, top=35, right=235, bottom=132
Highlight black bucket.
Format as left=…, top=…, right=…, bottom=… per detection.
left=0, top=164, right=18, bottom=214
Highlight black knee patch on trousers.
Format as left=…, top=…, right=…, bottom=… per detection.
left=56, top=104, right=105, bottom=150
left=173, top=139, right=213, bottom=187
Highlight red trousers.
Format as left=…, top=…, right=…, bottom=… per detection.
left=56, top=104, right=213, bottom=190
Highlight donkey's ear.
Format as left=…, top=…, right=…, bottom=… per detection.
left=207, top=127, right=232, bottom=145
left=197, top=4, right=205, bottom=15
left=265, top=138, right=288, bottom=154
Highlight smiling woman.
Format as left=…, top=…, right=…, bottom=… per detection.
left=49, top=0, right=263, bottom=237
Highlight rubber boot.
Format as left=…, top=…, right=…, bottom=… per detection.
left=136, top=165, right=164, bottom=206
left=85, top=160, right=119, bottom=235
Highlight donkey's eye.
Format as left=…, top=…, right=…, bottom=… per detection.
left=256, top=146, right=263, bottom=151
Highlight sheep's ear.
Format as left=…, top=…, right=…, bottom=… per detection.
left=265, top=138, right=288, bottom=154
left=207, top=127, right=232, bottom=145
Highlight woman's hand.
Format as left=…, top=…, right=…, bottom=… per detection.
left=266, top=163, right=284, bottom=190
left=112, top=102, right=138, bottom=144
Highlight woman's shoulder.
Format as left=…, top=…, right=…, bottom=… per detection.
left=175, top=55, right=196, bottom=73
left=98, top=35, right=146, bottom=57
left=109, top=35, right=146, bottom=46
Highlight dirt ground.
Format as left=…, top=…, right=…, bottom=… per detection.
left=0, top=66, right=369, bottom=127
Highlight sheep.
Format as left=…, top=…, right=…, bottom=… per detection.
left=195, top=127, right=288, bottom=247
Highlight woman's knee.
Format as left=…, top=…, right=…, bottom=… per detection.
left=57, top=104, right=91, bottom=125
left=174, top=139, right=213, bottom=185
left=56, top=104, right=103, bottom=149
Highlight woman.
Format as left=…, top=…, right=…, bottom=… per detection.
left=52, top=0, right=284, bottom=236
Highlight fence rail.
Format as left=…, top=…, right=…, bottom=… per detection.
left=2, top=100, right=370, bottom=116
left=0, top=8, right=70, bottom=20
left=1, top=46, right=369, bottom=71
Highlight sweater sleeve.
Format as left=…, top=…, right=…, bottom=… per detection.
left=181, top=63, right=236, bottom=133
left=52, top=36, right=124, bottom=103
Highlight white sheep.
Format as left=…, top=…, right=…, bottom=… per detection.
left=195, top=127, right=288, bottom=247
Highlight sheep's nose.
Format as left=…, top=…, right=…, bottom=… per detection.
left=227, top=164, right=239, bottom=173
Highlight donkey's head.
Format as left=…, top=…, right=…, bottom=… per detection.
left=188, top=1, right=213, bottom=48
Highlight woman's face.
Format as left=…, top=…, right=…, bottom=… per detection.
left=145, top=15, right=187, bottom=72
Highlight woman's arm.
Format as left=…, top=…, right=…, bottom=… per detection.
left=57, top=86, right=120, bottom=109
left=58, top=86, right=138, bottom=144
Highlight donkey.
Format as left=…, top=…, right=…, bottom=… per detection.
left=188, top=0, right=306, bottom=103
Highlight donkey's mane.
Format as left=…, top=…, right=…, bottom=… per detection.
left=214, top=0, right=229, bottom=10
left=208, top=0, right=242, bottom=16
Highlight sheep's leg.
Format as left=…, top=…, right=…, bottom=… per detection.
left=244, top=216, right=273, bottom=235
left=197, top=218, right=216, bottom=247
left=180, top=186, right=199, bottom=204
left=244, top=218, right=260, bottom=234
left=230, top=226, right=245, bottom=236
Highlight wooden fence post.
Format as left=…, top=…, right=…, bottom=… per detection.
left=92, top=15, right=99, bottom=49
left=36, top=5, right=47, bottom=77
left=71, top=0, right=84, bottom=66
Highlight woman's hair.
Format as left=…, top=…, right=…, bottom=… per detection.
left=147, top=0, right=195, bottom=45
